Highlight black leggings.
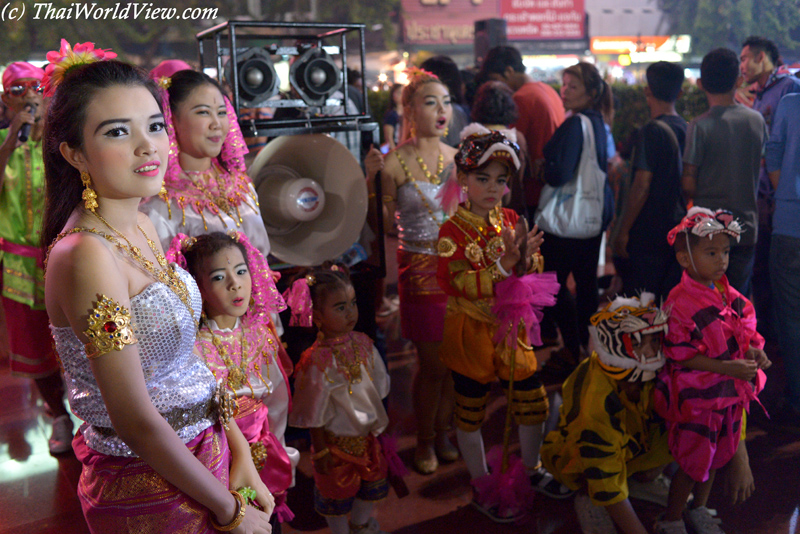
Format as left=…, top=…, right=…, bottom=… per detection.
left=539, top=232, right=603, bottom=359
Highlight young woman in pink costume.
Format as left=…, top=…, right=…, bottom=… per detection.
left=364, top=68, right=459, bottom=474
left=140, top=69, right=272, bottom=258
left=286, top=265, right=392, bottom=534
left=169, top=231, right=295, bottom=530
left=41, top=41, right=272, bottom=533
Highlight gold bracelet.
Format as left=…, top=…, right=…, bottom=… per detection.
left=368, top=192, right=376, bottom=199
left=210, top=490, right=246, bottom=531
left=311, top=447, right=330, bottom=460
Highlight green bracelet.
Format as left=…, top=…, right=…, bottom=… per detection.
left=237, top=486, right=257, bottom=505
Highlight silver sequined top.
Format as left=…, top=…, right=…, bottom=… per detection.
left=51, top=265, right=216, bottom=457
left=395, top=181, right=446, bottom=255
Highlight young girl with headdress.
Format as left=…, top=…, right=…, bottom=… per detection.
left=436, top=126, right=570, bottom=522
left=41, top=40, right=272, bottom=533
left=168, top=231, right=296, bottom=527
left=363, top=67, right=459, bottom=474
left=139, top=69, right=272, bottom=258
left=285, top=265, right=392, bottom=534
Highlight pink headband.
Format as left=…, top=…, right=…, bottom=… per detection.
left=3, top=62, right=44, bottom=91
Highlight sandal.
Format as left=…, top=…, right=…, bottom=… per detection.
left=529, top=466, right=576, bottom=499
left=435, top=429, right=459, bottom=463
left=471, top=497, right=523, bottom=524
left=414, top=436, right=438, bottom=474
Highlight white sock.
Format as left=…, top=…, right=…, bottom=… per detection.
left=519, top=423, right=545, bottom=472
left=350, top=498, right=373, bottom=526
left=326, top=515, right=350, bottom=534
left=456, top=427, right=488, bottom=479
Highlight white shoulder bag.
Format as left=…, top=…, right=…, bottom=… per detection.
left=535, top=114, right=606, bottom=239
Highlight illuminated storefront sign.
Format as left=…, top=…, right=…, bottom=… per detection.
left=501, top=0, right=584, bottom=40
left=401, top=0, right=585, bottom=45
left=590, top=35, right=691, bottom=57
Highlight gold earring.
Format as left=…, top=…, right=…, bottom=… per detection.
left=410, top=124, right=417, bottom=139
left=443, top=125, right=449, bottom=138
left=80, top=170, right=98, bottom=212
left=159, top=184, right=168, bottom=202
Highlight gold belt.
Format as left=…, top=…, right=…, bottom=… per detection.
left=325, top=430, right=368, bottom=457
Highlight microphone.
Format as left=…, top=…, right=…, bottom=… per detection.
left=18, top=103, right=37, bottom=143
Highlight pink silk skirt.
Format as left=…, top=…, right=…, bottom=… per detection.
left=397, top=249, right=447, bottom=343
left=74, top=424, right=229, bottom=534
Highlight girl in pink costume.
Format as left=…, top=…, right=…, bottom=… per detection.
left=168, top=231, right=295, bottom=525
left=141, top=69, right=271, bottom=259
left=653, top=207, right=771, bottom=534
left=285, top=265, right=392, bottom=534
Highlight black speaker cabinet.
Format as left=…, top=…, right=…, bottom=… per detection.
left=474, top=18, right=507, bottom=67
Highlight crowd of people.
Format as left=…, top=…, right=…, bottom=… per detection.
left=0, top=33, right=798, bottom=534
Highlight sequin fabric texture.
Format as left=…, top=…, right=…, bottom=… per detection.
left=396, top=181, right=445, bottom=254
left=51, top=266, right=216, bottom=457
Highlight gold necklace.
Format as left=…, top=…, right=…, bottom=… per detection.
left=395, top=151, right=444, bottom=228
left=90, top=213, right=197, bottom=325
left=188, top=164, right=234, bottom=216
left=210, top=325, right=253, bottom=394
left=414, top=147, right=444, bottom=185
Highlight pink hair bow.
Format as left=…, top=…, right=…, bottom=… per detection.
left=282, top=278, right=313, bottom=327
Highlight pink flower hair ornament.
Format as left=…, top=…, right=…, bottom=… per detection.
left=42, top=39, right=117, bottom=96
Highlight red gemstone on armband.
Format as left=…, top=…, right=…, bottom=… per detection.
left=103, top=321, right=118, bottom=333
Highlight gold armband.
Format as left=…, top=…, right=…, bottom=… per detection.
left=528, top=252, right=543, bottom=274
left=215, top=385, right=238, bottom=431
left=382, top=194, right=396, bottom=203
left=488, top=262, right=508, bottom=283
left=83, top=295, right=137, bottom=359
left=250, top=442, right=268, bottom=471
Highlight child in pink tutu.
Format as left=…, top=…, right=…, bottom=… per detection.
left=653, top=207, right=771, bottom=534
left=168, top=231, right=296, bottom=527
left=435, top=126, right=567, bottom=523
left=286, top=265, right=392, bottom=534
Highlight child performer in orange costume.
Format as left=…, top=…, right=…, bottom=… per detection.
left=436, top=126, right=569, bottom=523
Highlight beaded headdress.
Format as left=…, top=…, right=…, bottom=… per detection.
left=166, top=231, right=286, bottom=321
left=42, top=39, right=117, bottom=97
left=455, top=124, right=521, bottom=173
left=437, top=124, right=521, bottom=215
left=588, top=293, right=668, bottom=382
left=667, top=207, right=743, bottom=246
